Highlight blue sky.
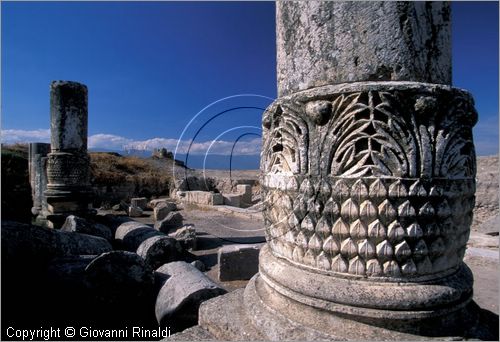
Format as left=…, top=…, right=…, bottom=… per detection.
left=1, top=1, right=498, bottom=169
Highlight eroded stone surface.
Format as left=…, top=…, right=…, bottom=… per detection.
left=115, top=221, right=163, bottom=251
left=128, top=206, right=143, bottom=217
left=182, top=191, right=223, bottom=206
left=131, top=197, right=148, bottom=210
left=136, top=235, right=183, bottom=269
left=155, top=261, right=226, bottom=330
left=44, top=81, right=93, bottom=228
left=154, top=202, right=177, bottom=221
left=276, top=2, right=451, bottom=96
left=261, top=82, right=477, bottom=280
left=28, top=143, right=50, bottom=219
left=61, top=215, right=112, bottom=241
left=155, top=212, right=184, bottom=233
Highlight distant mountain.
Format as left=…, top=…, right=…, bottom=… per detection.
left=89, top=148, right=260, bottom=170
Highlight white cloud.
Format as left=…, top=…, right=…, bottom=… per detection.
left=1, top=129, right=261, bottom=156
left=88, top=134, right=133, bottom=150
left=122, top=136, right=261, bottom=155
left=1, top=128, right=50, bottom=143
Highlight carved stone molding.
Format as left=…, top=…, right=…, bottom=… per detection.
left=258, top=81, right=477, bottom=331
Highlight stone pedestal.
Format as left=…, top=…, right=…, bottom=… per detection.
left=44, top=81, right=93, bottom=228
left=191, top=2, right=494, bottom=340
left=28, top=142, right=51, bottom=224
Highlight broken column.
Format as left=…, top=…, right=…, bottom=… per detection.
left=44, top=81, right=93, bottom=228
left=254, top=1, right=478, bottom=338
left=28, top=142, right=51, bottom=224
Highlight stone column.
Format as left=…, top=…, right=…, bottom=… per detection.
left=256, top=1, right=477, bottom=338
left=29, top=143, right=51, bottom=221
left=44, top=81, right=93, bottom=229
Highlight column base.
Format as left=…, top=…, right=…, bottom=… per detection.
left=196, top=274, right=497, bottom=341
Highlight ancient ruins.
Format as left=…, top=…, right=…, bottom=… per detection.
left=1, top=2, right=498, bottom=341
left=44, top=81, right=93, bottom=228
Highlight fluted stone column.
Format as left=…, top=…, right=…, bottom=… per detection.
left=44, top=81, right=92, bottom=229
left=254, top=1, right=477, bottom=338
left=29, top=142, right=51, bottom=224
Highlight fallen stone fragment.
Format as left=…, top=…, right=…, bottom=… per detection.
left=46, top=255, right=97, bottom=289
left=136, top=235, right=183, bottom=269
left=131, top=197, right=148, bottom=210
left=85, top=251, right=155, bottom=304
left=1, top=221, right=112, bottom=266
left=155, top=212, right=184, bottom=233
left=149, top=199, right=176, bottom=210
left=169, top=224, right=197, bottom=250
left=128, top=206, right=143, bottom=217
left=191, top=260, right=206, bottom=272
left=155, top=261, right=227, bottom=329
left=154, top=202, right=177, bottom=221
left=115, top=221, right=163, bottom=251
left=61, top=215, right=112, bottom=241
left=218, top=244, right=262, bottom=281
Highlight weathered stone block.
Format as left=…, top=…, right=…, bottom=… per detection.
left=155, top=261, right=226, bottom=328
left=61, top=215, right=112, bottom=241
left=85, top=251, right=155, bottom=304
left=218, top=244, right=262, bottom=281
left=28, top=142, right=50, bottom=218
left=131, top=197, right=148, bottom=210
left=191, top=260, right=206, bottom=272
left=136, top=235, right=183, bottom=269
left=183, top=191, right=223, bottom=206
left=115, top=221, right=163, bottom=251
left=169, top=225, right=197, bottom=250
left=154, top=202, right=177, bottom=221
left=236, top=184, right=252, bottom=207
left=155, top=212, right=184, bottom=233
left=128, top=206, right=143, bottom=217
left=149, top=198, right=176, bottom=210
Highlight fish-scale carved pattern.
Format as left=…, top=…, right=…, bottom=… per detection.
left=263, top=176, right=475, bottom=279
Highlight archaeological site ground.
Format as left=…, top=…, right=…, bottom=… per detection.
left=1, top=1, right=499, bottom=341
